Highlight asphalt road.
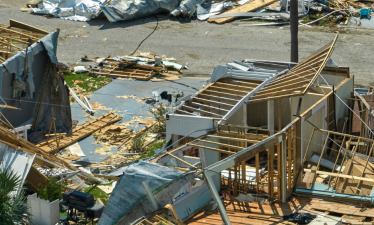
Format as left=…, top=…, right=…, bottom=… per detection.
left=1, top=0, right=374, bottom=85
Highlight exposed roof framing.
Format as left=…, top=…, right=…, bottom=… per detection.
left=152, top=124, right=269, bottom=165
left=0, top=20, right=49, bottom=63
left=173, top=76, right=273, bottom=120
left=246, top=33, right=339, bottom=103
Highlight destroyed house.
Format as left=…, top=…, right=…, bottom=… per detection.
left=0, top=20, right=71, bottom=133
left=101, top=32, right=374, bottom=225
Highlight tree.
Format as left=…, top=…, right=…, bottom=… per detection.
left=0, top=169, right=30, bottom=224
left=290, top=0, right=298, bottom=63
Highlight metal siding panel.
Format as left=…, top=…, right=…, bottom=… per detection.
left=166, top=114, right=214, bottom=137
left=2, top=49, right=48, bottom=127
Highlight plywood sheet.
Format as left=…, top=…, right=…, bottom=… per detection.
left=208, top=0, right=279, bottom=24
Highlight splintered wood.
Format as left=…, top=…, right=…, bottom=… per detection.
left=36, top=112, right=122, bottom=153
left=84, top=54, right=182, bottom=81
left=0, top=20, right=49, bottom=63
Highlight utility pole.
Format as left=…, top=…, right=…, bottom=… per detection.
left=290, top=0, right=298, bottom=63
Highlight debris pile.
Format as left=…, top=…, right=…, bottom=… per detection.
left=83, top=54, right=183, bottom=81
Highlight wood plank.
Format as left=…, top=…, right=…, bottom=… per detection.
left=197, top=139, right=245, bottom=150
left=247, top=92, right=304, bottom=103
left=189, top=144, right=236, bottom=155
left=209, top=85, right=248, bottom=95
left=36, top=112, right=122, bottom=153
left=303, top=169, right=374, bottom=182
left=206, top=135, right=260, bottom=143
left=193, top=97, right=235, bottom=107
left=208, top=0, right=279, bottom=24
left=198, top=93, right=240, bottom=103
left=215, top=82, right=255, bottom=91
left=203, top=89, right=245, bottom=99
left=182, top=105, right=223, bottom=118
left=190, top=101, right=230, bottom=112
left=9, top=19, right=49, bottom=35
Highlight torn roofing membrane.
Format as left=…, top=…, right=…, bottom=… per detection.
left=99, top=161, right=183, bottom=224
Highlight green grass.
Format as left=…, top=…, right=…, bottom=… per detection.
left=138, top=139, right=166, bottom=160
left=64, top=73, right=112, bottom=93
left=84, top=186, right=110, bottom=205
left=146, top=139, right=166, bottom=151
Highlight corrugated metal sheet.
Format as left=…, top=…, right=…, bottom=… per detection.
left=0, top=141, right=35, bottom=195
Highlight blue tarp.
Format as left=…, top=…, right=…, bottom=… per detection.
left=99, top=160, right=183, bottom=224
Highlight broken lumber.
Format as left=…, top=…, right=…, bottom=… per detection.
left=208, top=0, right=279, bottom=24
left=36, top=112, right=122, bottom=153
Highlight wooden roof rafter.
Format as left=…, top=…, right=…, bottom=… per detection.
left=173, top=77, right=262, bottom=118
left=246, top=33, right=339, bottom=103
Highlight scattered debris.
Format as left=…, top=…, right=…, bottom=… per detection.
left=85, top=54, right=183, bottom=81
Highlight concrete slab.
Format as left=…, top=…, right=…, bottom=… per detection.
left=71, top=77, right=205, bottom=163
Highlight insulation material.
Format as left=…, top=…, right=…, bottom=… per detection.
left=68, top=142, right=85, bottom=157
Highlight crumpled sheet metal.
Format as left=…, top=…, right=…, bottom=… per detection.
left=98, top=160, right=183, bottom=224
left=197, top=2, right=233, bottom=21
left=32, top=0, right=106, bottom=21
left=100, top=0, right=205, bottom=22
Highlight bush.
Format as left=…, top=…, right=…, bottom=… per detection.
left=148, top=103, right=167, bottom=136
left=131, top=132, right=146, bottom=152
left=38, top=177, right=66, bottom=202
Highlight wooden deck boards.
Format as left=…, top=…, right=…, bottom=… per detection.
left=36, top=112, right=122, bottom=153
left=185, top=197, right=369, bottom=224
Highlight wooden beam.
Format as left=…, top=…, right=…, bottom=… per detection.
left=209, top=86, right=248, bottom=95
left=287, top=128, right=292, bottom=189
left=206, top=135, right=259, bottom=143
left=253, top=86, right=305, bottom=99
left=198, top=93, right=240, bottom=103
left=304, top=169, right=374, bottom=182
left=0, top=27, right=39, bottom=40
left=259, top=80, right=310, bottom=94
left=182, top=105, right=223, bottom=118
left=190, top=102, right=230, bottom=112
left=188, top=144, right=236, bottom=155
left=217, top=131, right=268, bottom=140
left=221, top=79, right=260, bottom=88
left=247, top=92, right=304, bottom=103
left=193, top=97, right=235, bottom=107
left=197, top=139, right=245, bottom=150
left=303, top=33, right=339, bottom=93
left=203, top=89, right=244, bottom=99
left=215, top=82, right=255, bottom=91
left=269, top=146, right=274, bottom=197
left=255, top=153, right=259, bottom=192
left=166, top=153, right=199, bottom=169
left=9, top=19, right=49, bottom=35
left=175, top=109, right=197, bottom=116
